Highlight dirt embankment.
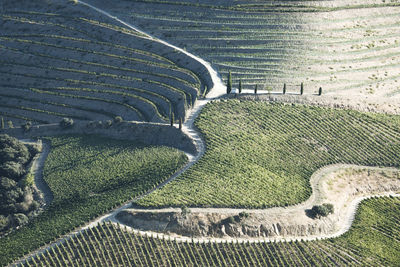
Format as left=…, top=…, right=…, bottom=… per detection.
left=2, top=120, right=197, bottom=154
left=117, top=166, right=400, bottom=239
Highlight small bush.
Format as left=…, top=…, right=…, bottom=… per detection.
left=239, top=211, right=249, bottom=219
left=181, top=206, right=191, bottom=218
left=12, top=213, right=28, bottom=226
left=114, top=116, right=123, bottom=123
left=22, top=122, right=32, bottom=132
left=105, top=120, right=113, bottom=128
left=59, top=118, right=74, bottom=129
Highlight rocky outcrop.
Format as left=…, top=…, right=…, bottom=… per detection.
left=116, top=209, right=335, bottom=238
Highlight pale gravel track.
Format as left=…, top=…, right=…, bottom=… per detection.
left=8, top=1, right=400, bottom=265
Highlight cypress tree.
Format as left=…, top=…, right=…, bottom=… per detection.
left=283, top=83, right=286, bottom=95
left=170, top=111, right=174, bottom=127
left=238, top=79, right=242, bottom=94
left=300, top=82, right=304, bottom=95
left=254, top=84, right=258, bottom=94
left=203, top=85, right=208, bottom=98
left=318, top=87, right=322, bottom=96
left=179, top=118, right=182, bottom=130
left=1, top=117, right=4, bottom=129
left=226, top=71, right=232, bottom=94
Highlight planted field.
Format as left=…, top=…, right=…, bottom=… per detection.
left=0, top=0, right=203, bottom=126
left=0, top=135, right=187, bottom=265
left=137, top=100, right=400, bottom=208
left=89, top=0, right=400, bottom=98
left=27, top=196, right=400, bottom=266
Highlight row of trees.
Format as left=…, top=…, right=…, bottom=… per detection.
left=226, top=72, right=322, bottom=96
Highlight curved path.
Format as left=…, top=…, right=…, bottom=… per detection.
left=10, top=1, right=400, bottom=265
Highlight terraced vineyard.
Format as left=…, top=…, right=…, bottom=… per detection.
left=137, top=100, right=400, bottom=208
left=24, top=196, right=400, bottom=266
left=87, top=0, right=400, bottom=97
left=0, top=135, right=187, bottom=265
left=0, top=0, right=203, bottom=126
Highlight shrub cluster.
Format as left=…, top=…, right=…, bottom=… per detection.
left=59, top=118, right=74, bottom=129
left=0, top=134, right=39, bottom=234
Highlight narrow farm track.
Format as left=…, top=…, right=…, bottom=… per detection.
left=9, top=2, right=400, bottom=266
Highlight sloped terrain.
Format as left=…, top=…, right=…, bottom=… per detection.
left=85, top=0, right=400, bottom=100
left=28, top=196, right=400, bottom=266
left=0, top=0, right=203, bottom=125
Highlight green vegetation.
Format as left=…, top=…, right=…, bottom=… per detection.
left=310, top=203, right=334, bottom=219
left=137, top=100, right=400, bottom=208
left=29, top=197, right=400, bottom=266
left=0, top=134, right=39, bottom=234
left=0, top=135, right=187, bottom=265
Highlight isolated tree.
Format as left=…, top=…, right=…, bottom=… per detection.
left=179, top=118, right=182, bottom=130
left=7, top=121, right=13, bottom=129
left=254, top=84, right=258, bottom=94
left=226, top=71, right=232, bottom=94
left=318, top=87, right=322, bottom=96
left=283, top=83, right=286, bottom=95
left=1, top=117, right=4, bottom=129
left=300, top=82, right=304, bottom=95
left=238, top=80, right=242, bottom=94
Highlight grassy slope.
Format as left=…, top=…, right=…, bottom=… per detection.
left=0, top=135, right=187, bottom=266
left=137, top=100, right=400, bottom=208
left=34, top=197, right=400, bottom=266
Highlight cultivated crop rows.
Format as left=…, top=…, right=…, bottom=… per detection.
left=137, top=100, right=400, bottom=208
left=0, top=135, right=187, bottom=265
left=24, top=196, right=400, bottom=266
left=98, top=0, right=400, bottom=97
left=0, top=1, right=203, bottom=126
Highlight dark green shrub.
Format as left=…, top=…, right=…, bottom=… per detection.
left=22, top=121, right=32, bottom=132
left=0, top=134, right=30, bottom=164
left=0, top=162, right=25, bottom=180
left=0, top=177, right=17, bottom=190
left=239, top=211, right=249, bottom=219
left=26, top=143, right=41, bottom=157
left=59, top=118, right=74, bottom=128
left=12, top=213, right=28, bottom=226
left=0, top=215, right=9, bottom=231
